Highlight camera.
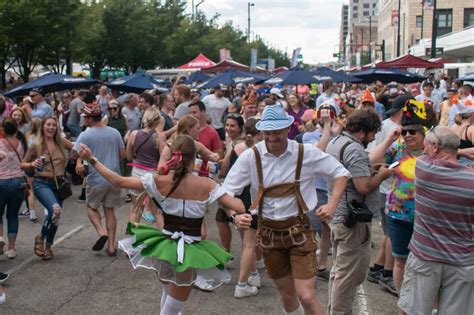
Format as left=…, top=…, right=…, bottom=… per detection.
left=343, top=200, right=373, bottom=228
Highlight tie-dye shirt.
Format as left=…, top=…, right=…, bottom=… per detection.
left=385, top=142, right=422, bottom=222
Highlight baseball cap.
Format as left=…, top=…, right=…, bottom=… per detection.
left=270, top=87, right=284, bottom=99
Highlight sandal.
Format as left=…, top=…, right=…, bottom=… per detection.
left=42, top=247, right=53, bottom=261
left=107, top=249, right=117, bottom=257
left=34, top=235, right=45, bottom=257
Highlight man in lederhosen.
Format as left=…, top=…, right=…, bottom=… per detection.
left=223, top=104, right=350, bottom=315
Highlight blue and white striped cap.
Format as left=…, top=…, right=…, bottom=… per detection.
left=255, top=104, right=294, bottom=131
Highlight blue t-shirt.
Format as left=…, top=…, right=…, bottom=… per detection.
left=31, top=101, right=54, bottom=119
left=302, top=129, right=327, bottom=191
left=74, top=126, right=124, bottom=187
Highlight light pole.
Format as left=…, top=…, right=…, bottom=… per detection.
left=366, top=15, right=372, bottom=63
left=195, top=0, right=204, bottom=20
left=397, top=0, right=401, bottom=57
left=430, top=0, right=437, bottom=58
left=248, top=2, right=255, bottom=42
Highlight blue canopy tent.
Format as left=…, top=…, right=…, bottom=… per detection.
left=198, top=70, right=268, bottom=89
left=458, top=72, right=474, bottom=82
left=265, top=69, right=321, bottom=85
left=5, top=73, right=99, bottom=98
left=184, top=71, right=211, bottom=86
left=351, top=68, right=426, bottom=84
left=312, top=67, right=361, bottom=83
left=105, top=73, right=166, bottom=93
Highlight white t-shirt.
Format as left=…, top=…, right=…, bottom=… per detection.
left=415, top=94, right=442, bottom=113
left=202, top=94, right=231, bottom=129
left=367, top=118, right=400, bottom=194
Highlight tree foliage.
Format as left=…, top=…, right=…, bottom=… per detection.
left=0, top=0, right=290, bottom=85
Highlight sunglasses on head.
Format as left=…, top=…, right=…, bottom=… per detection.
left=401, top=129, right=418, bottom=136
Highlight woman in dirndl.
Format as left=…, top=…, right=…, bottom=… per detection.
left=78, top=134, right=252, bottom=315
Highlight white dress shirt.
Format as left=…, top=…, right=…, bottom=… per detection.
left=222, top=140, right=350, bottom=220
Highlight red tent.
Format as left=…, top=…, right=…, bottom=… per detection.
left=177, top=53, right=216, bottom=69
left=377, top=54, right=443, bottom=69
left=203, top=59, right=250, bottom=73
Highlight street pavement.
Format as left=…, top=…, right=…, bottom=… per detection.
left=0, top=185, right=398, bottom=314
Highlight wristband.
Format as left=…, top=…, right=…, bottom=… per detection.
left=89, top=157, right=98, bottom=167
left=229, top=214, right=237, bottom=224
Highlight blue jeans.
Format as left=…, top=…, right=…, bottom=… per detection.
left=68, top=124, right=81, bottom=139
left=0, top=177, right=26, bottom=237
left=33, top=178, right=63, bottom=246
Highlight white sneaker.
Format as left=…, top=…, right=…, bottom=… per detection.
left=234, top=284, right=258, bottom=298
left=248, top=273, right=261, bottom=288
left=0, top=292, right=5, bottom=304
left=256, top=259, right=265, bottom=270
left=6, top=249, right=16, bottom=259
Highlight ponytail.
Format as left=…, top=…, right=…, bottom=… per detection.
left=244, top=134, right=255, bottom=147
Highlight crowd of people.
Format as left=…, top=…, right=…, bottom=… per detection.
left=0, top=72, right=473, bottom=314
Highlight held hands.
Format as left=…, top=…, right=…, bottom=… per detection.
left=209, top=153, right=220, bottom=162
left=234, top=213, right=253, bottom=230
left=78, top=144, right=93, bottom=161
left=30, top=158, right=42, bottom=169
left=377, top=165, right=393, bottom=180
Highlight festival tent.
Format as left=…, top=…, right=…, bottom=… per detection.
left=184, top=71, right=212, bottom=85
left=177, top=53, right=216, bottom=70
left=203, top=59, right=251, bottom=73
left=351, top=68, right=426, bottom=84
left=313, top=67, right=361, bottom=83
left=198, top=70, right=268, bottom=89
left=5, top=73, right=99, bottom=98
left=377, top=54, right=444, bottom=69
left=458, top=72, right=474, bottom=81
left=105, top=73, right=166, bottom=93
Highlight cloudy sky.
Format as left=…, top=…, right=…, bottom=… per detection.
left=185, top=0, right=345, bottom=64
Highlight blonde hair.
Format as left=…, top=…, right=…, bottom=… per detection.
left=35, top=117, right=66, bottom=158
left=176, top=115, right=199, bottom=136
left=142, top=107, right=162, bottom=129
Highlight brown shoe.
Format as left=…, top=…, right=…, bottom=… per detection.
left=42, top=247, right=53, bottom=261
left=34, top=235, right=45, bottom=257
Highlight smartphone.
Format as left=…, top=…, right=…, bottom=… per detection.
left=389, top=161, right=400, bottom=170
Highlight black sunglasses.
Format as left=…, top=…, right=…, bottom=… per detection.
left=108, top=107, right=118, bottom=111
left=401, top=129, right=418, bottom=136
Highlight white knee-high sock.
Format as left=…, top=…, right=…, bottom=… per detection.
left=160, top=296, right=184, bottom=315
left=160, top=286, right=168, bottom=310
left=285, top=304, right=304, bottom=315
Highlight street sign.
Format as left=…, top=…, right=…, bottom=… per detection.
left=425, top=47, right=444, bottom=57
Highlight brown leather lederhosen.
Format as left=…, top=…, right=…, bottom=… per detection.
left=251, top=144, right=318, bottom=279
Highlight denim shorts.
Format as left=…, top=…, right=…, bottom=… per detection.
left=306, top=189, right=328, bottom=236
left=386, top=215, right=414, bottom=258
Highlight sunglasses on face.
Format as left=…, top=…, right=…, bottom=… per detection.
left=401, top=129, right=418, bottom=136
left=108, top=107, right=118, bottom=111
left=29, top=94, right=39, bottom=98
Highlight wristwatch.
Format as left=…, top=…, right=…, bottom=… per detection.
left=89, top=157, right=98, bottom=167
left=229, top=214, right=237, bottom=224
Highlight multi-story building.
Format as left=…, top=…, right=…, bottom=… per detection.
left=344, top=0, right=379, bottom=67
left=338, top=4, right=349, bottom=63
left=377, top=0, right=474, bottom=62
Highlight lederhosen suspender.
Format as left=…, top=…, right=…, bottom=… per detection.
left=250, top=144, right=309, bottom=225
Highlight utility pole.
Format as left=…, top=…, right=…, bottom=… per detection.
left=247, top=2, right=255, bottom=42
left=367, top=15, right=372, bottom=63
left=430, top=0, right=438, bottom=58
left=397, top=0, right=401, bottom=56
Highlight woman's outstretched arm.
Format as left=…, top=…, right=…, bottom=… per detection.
left=78, top=144, right=144, bottom=191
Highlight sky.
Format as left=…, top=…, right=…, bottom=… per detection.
left=185, top=0, right=345, bottom=65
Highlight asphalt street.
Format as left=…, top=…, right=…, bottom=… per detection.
left=0, top=185, right=398, bottom=314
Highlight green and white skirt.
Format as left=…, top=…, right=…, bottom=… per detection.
left=119, top=223, right=232, bottom=286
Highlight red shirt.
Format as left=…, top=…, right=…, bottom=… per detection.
left=198, top=125, right=222, bottom=177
